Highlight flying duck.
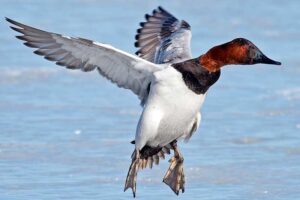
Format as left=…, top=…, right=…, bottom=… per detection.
left=6, top=6, right=281, bottom=197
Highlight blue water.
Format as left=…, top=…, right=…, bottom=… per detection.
left=1, top=1, right=300, bottom=199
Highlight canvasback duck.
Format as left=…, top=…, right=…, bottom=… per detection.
left=6, top=6, right=281, bottom=197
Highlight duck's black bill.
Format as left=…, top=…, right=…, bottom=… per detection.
left=259, top=54, right=281, bottom=65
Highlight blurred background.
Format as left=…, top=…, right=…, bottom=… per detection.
left=1, top=0, right=299, bottom=199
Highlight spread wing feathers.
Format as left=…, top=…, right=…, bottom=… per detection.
left=6, top=17, right=161, bottom=103
left=135, top=6, right=192, bottom=64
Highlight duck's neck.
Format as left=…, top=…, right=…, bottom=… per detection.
left=172, top=58, right=221, bottom=94
left=199, top=53, right=224, bottom=72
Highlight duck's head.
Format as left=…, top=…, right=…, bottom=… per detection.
left=199, top=38, right=281, bottom=72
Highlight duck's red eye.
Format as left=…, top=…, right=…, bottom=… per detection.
left=248, top=46, right=262, bottom=60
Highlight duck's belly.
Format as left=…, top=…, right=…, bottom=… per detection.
left=135, top=67, right=206, bottom=149
left=152, top=92, right=204, bottom=147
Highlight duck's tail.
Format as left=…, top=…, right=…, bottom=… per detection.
left=130, top=141, right=173, bottom=169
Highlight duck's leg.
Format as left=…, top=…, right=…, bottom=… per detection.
left=163, top=141, right=185, bottom=195
left=124, top=150, right=140, bottom=198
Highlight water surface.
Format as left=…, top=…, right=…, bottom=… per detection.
left=1, top=1, right=300, bottom=199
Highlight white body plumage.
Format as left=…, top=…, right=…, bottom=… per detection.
left=135, top=66, right=205, bottom=150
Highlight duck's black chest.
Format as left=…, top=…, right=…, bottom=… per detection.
left=172, top=59, right=221, bottom=94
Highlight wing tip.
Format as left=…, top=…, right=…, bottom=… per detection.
left=23, top=41, right=37, bottom=48
left=134, top=41, right=139, bottom=47
left=15, top=35, right=26, bottom=41
left=149, top=6, right=169, bottom=19
left=135, top=34, right=139, bottom=40
left=139, top=22, right=145, bottom=27
left=5, top=17, right=20, bottom=30
left=135, top=50, right=141, bottom=56
left=145, top=14, right=150, bottom=20
left=6, top=18, right=28, bottom=34
left=157, top=6, right=171, bottom=16
left=34, top=49, right=44, bottom=56
left=5, top=17, right=22, bottom=27
left=157, top=6, right=164, bottom=11
left=5, top=17, right=13, bottom=24
left=9, top=26, right=22, bottom=34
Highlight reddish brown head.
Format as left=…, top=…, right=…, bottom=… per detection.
left=199, top=38, right=281, bottom=72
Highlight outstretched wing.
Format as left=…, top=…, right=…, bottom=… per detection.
left=6, top=18, right=161, bottom=103
left=135, top=6, right=192, bottom=64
